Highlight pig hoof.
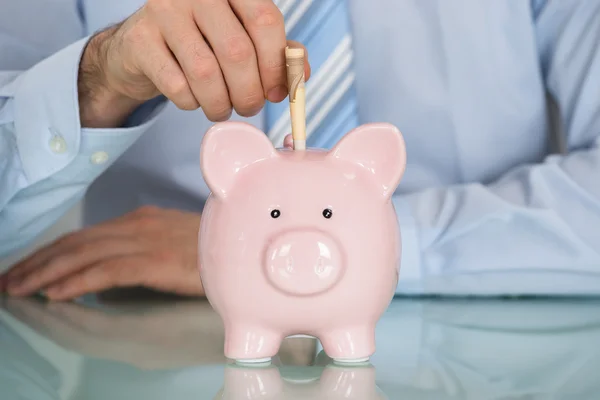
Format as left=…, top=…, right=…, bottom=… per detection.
left=333, top=357, right=370, bottom=365
left=234, top=357, right=272, bottom=365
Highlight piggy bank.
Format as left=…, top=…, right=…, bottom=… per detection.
left=198, top=122, right=406, bottom=363
left=216, top=360, right=388, bottom=400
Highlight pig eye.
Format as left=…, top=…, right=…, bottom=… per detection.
left=271, top=209, right=281, bottom=218
left=322, top=209, right=333, bottom=219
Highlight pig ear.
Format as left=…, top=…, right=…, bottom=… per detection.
left=329, top=123, right=406, bottom=199
left=200, top=122, right=277, bottom=198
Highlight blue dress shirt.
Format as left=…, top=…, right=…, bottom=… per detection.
left=1, top=0, right=600, bottom=295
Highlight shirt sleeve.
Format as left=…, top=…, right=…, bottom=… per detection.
left=0, top=37, right=167, bottom=259
left=393, top=0, right=600, bottom=296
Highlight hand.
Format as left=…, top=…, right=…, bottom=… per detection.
left=0, top=206, right=203, bottom=300
left=79, top=0, right=311, bottom=127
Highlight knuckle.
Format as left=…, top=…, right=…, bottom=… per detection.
left=223, top=35, right=254, bottom=64
left=251, top=3, right=284, bottom=29
left=190, top=60, right=220, bottom=83
left=161, top=74, right=189, bottom=98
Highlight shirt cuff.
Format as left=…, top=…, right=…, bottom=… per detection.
left=78, top=97, right=167, bottom=172
left=8, top=36, right=166, bottom=185
left=392, top=195, right=423, bottom=294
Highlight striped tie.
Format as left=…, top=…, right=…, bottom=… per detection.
left=267, top=0, right=359, bottom=149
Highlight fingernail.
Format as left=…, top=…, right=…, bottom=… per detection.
left=267, top=85, right=288, bottom=103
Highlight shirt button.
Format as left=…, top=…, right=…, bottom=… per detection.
left=90, top=151, right=109, bottom=165
left=48, top=135, right=67, bottom=154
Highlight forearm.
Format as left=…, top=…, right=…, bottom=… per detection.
left=0, top=37, right=166, bottom=260
left=394, top=143, right=600, bottom=296
left=78, top=25, right=145, bottom=128
left=393, top=0, right=600, bottom=296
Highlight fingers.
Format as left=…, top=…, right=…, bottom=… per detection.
left=119, top=0, right=312, bottom=118
left=229, top=0, right=288, bottom=102
left=2, top=210, right=145, bottom=290
left=2, top=232, right=89, bottom=284
left=148, top=1, right=232, bottom=120
left=5, top=237, right=139, bottom=297
left=193, top=0, right=265, bottom=117
left=125, top=18, right=200, bottom=110
left=283, top=133, right=293, bottom=148
left=44, top=256, right=150, bottom=301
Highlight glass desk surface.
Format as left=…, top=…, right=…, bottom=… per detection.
left=1, top=293, right=599, bottom=399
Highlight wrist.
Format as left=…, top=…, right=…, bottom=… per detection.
left=78, top=26, right=143, bottom=128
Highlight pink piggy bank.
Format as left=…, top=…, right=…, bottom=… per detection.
left=198, top=122, right=406, bottom=363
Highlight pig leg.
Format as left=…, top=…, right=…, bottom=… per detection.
left=319, top=326, right=375, bottom=363
left=224, top=324, right=282, bottom=363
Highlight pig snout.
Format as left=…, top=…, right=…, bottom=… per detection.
left=264, top=230, right=345, bottom=296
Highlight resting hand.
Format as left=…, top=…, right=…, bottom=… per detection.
left=1, top=206, right=202, bottom=300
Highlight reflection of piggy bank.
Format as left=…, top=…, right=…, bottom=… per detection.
left=199, top=122, right=406, bottom=363
left=217, top=362, right=387, bottom=400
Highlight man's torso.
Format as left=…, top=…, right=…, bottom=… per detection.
left=0, top=0, right=552, bottom=224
